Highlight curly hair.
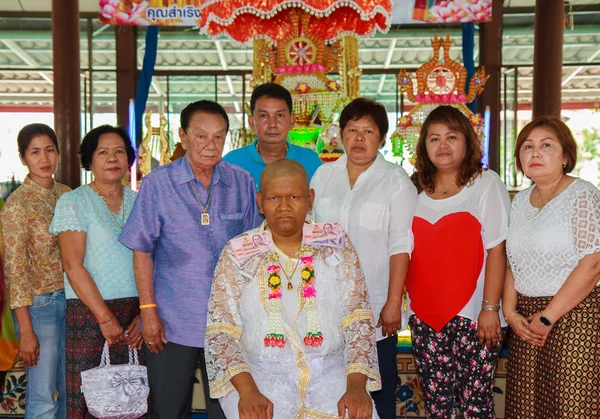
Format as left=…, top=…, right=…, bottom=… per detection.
left=411, top=105, right=483, bottom=193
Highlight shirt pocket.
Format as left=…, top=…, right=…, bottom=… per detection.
left=359, top=202, right=385, bottom=231
left=219, top=212, right=245, bottom=235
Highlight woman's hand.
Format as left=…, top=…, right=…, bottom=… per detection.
left=99, top=317, right=125, bottom=346
left=124, top=315, right=143, bottom=350
left=477, top=310, right=502, bottom=349
left=19, top=330, right=40, bottom=368
left=507, top=312, right=543, bottom=346
left=527, top=312, right=554, bottom=346
left=377, top=299, right=402, bottom=337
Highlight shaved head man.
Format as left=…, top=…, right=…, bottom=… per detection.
left=205, top=160, right=382, bottom=419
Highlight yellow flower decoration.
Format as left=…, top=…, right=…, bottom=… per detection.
left=301, top=270, right=310, bottom=279
left=269, top=276, right=281, bottom=287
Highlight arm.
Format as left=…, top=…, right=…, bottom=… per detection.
left=502, top=267, right=544, bottom=347
left=529, top=252, right=600, bottom=338
left=59, top=231, right=124, bottom=345
left=379, top=179, right=417, bottom=335
left=377, top=253, right=409, bottom=336
left=204, top=246, right=258, bottom=405
left=1, top=203, right=38, bottom=366
left=133, top=250, right=167, bottom=352
left=530, top=188, right=600, bottom=339
left=337, top=238, right=381, bottom=419
left=477, top=242, right=506, bottom=348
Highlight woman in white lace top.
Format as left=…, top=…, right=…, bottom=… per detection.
left=503, top=116, right=600, bottom=418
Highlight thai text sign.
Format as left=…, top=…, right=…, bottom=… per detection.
left=99, top=0, right=203, bottom=26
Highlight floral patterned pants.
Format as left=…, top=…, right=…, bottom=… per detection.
left=409, top=315, right=500, bottom=419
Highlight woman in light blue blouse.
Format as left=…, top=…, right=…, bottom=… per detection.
left=50, top=125, right=144, bottom=419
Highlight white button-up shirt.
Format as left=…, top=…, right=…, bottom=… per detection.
left=311, top=153, right=418, bottom=341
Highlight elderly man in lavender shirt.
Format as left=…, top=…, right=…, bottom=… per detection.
left=119, top=100, right=261, bottom=419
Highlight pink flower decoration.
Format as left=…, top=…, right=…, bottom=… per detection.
left=303, top=285, right=316, bottom=298
left=268, top=292, right=282, bottom=300
left=267, top=265, right=280, bottom=273
left=301, top=256, right=313, bottom=264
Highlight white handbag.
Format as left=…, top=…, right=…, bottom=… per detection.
left=81, top=341, right=149, bottom=419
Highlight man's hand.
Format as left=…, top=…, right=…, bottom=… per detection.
left=19, top=330, right=40, bottom=368
left=477, top=310, right=502, bottom=349
left=238, top=388, right=274, bottom=419
left=376, top=299, right=402, bottom=337
left=141, top=308, right=167, bottom=353
left=337, top=373, right=372, bottom=419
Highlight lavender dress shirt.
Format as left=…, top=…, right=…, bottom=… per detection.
left=119, top=157, right=261, bottom=347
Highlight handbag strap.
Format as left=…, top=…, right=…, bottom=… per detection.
left=100, top=341, right=140, bottom=367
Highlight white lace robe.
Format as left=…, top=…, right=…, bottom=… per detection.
left=205, top=228, right=382, bottom=419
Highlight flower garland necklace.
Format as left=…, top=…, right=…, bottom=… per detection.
left=264, top=250, right=324, bottom=349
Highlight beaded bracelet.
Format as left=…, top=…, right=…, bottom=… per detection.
left=97, top=316, right=113, bottom=325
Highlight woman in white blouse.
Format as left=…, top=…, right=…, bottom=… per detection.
left=503, top=116, right=600, bottom=418
left=407, top=106, right=510, bottom=418
left=311, top=98, right=417, bottom=419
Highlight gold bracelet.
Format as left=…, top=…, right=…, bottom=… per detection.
left=481, top=303, right=500, bottom=311
left=139, top=304, right=157, bottom=309
left=504, top=309, right=518, bottom=323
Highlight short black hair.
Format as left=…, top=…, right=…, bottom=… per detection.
left=180, top=100, right=230, bottom=132
left=250, top=83, right=293, bottom=114
left=339, top=98, right=389, bottom=146
left=79, top=125, right=136, bottom=171
left=17, top=123, right=59, bottom=157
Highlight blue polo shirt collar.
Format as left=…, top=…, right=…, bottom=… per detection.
left=172, top=155, right=231, bottom=188
left=249, top=138, right=297, bottom=164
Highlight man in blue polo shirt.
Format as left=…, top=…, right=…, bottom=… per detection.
left=223, top=83, right=322, bottom=189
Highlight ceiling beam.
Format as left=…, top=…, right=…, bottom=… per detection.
left=561, top=45, right=600, bottom=87
left=2, top=39, right=53, bottom=85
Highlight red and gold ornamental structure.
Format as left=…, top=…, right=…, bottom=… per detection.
left=391, top=35, right=488, bottom=163
left=199, top=0, right=392, bottom=161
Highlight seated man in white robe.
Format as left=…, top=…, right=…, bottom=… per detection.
left=205, top=159, right=382, bottom=419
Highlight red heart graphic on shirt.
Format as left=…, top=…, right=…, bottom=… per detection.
left=406, top=212, right=484, bottom=332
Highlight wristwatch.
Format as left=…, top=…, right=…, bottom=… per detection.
left=540, top=312, right=553, bottom=327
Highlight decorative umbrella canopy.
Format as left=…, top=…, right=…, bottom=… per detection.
left=199, top=0, right=392, bottom=160
left=199, top=0, right=391, bottom=44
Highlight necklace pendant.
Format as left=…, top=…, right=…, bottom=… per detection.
left=201, top=212, right=210, bottom=226
left=287, top=281, right=294, bottom=291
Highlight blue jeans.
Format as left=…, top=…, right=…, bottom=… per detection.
left=13, top=289, right=66, bottom=419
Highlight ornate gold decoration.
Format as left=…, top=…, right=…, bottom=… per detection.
left=341, top=35, right=360, bottom=99
left=205, top=323, right=243, bottom=341
left=139, top=110, right=171, bottom=176
left=209, top=363, right=252, bottom=399
left=340, top=309, right=374, bottom=330
left=392, top=35, right=489, bottom=161
left=346, top=363, right=383, bottom=392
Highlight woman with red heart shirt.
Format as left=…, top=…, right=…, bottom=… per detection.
left=406, top=106, right=510, bottom=418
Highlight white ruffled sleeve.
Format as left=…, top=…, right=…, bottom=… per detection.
left=479, top=171, right=511, bottom=249
left=204, top=244, right=251, bottom=398
left=337, top=237, right=382, bottom=392
left=571, top=184, right=600, bottom=259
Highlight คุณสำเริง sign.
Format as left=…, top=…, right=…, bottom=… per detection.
left=99, top=0, right=203, bottom=26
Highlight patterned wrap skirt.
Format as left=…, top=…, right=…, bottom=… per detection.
left=505, top=287, right=600, bottom=419
left=66, top=297, right=147, bottom=419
